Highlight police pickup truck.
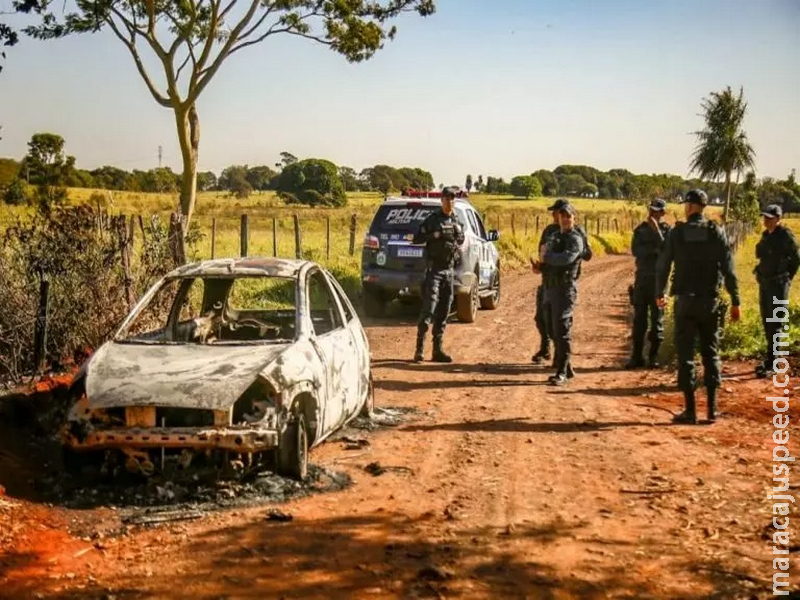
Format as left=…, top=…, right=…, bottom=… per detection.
left=360, top=190, right=501, bottom=322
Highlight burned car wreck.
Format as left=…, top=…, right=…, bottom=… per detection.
left=62, top=258, right=373, bottom=480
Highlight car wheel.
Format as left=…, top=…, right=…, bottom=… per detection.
left=276, top=412, right=308, bottom=481
left=363, top=287, right=386, bottom=318
left=456, top=277, right=478, bottom=323
left=480, top=268, right=501, bottom=310
left=359, top=372, right=375, bottom=418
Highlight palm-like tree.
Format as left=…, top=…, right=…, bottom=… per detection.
left=689, top=86, right=756, bottom=222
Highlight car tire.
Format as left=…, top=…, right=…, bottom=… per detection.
left=456, top=277, right=478, bottom=323
left=480, top=268, right=501, bottom=310
left=363, top=287, right=386, bottom=318
left=276, top=412, right=308, bottom=481
left=359, top=372, right=375, bottom=418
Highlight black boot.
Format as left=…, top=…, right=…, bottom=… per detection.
left=531, top=347, right=551, bottom=364
left=706, top=387, right=717, bottom=423
left=625, top=339, right=645, bottom=369
left=413, top=335, right=424, bottom=363
left=672, top=389, right=697, bottom=424
left=647, top=342, right=661, bottom=368
left=432, top=338, right=452, bottom=363
left=566, top=362, right=575, bottom=379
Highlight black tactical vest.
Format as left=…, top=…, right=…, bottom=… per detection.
left=670, top=218, right=724, bottom=297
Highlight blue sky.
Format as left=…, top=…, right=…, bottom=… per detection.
left=0, top=0, right=798, bottom=185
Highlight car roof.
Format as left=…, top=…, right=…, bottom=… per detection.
left=166, top=257, right=311, bottom=279
left=382, top=196, right=473, bottom=208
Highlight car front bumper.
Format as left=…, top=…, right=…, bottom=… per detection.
left=62, top=425, right=280, bottom=453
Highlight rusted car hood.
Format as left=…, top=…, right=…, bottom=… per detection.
left=85, top=342, right=290, bottom=410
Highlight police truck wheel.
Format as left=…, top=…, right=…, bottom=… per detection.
left=276, top=413, right=308, bottom=481
left=362, top=287, right=386, bottom=318
left=480, top=270, right=501, bottom=310
left=456, top=279, right=478, bottom=323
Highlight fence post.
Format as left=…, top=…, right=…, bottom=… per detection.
left=211, top=218, right=217, bottom=259
left=240, top=214, right=249, bottom=257
left=596, top=218, right=600, bottom=236
left=614, top=218, right=619, bottom=233
left=272, top=217, right=278, bottom=257
left=33, top=271, right=50, bottom=375
left=293, top=214, right=302, bottom=259
left=118, top=215, right=135, bottom=311
left=349, top=213, right=357, bottom=255
left=535, top=214, right=540, bottom=233
left=511, top=212, right=516, bottom=238
left=326, top=216, right=331, bottom=262
left=524, top=218, right=528, bottom=238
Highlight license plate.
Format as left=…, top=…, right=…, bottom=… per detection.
left=397, top=247, right=423, bottom=258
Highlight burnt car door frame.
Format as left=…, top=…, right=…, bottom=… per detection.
left=324, top=271, right=367, bottom=420
left=304, top=267, right=351, bottom=434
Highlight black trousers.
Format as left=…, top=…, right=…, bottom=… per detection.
left=417, top=268, right=454, bottom=341
left=759, top=279, right=791, bottom=367
left=545, top=283, right=576, bottom=374
left=631, top=279, right=664, bottom=357
left=535, top=284, right=552, bottom=353
left=674, top=295, right=721, bottom=391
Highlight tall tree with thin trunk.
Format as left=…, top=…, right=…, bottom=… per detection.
left=689, top=86, right=756, bottom=222
left=23, top=0, right=435, bottom=230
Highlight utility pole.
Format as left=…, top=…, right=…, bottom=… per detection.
left=158, top=145, right=163, bottom=169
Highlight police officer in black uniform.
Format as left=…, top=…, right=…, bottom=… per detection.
left=531, top=200, right=564, bottom=364
left=413, top=186, right=465, bottom=363
left=626, top=198, right=672, bottom=369
left=537, top=203, right=585, bottom=386
left=754, top=204, right=800, bottom=378
left=656, top=189, right=741, bottom=424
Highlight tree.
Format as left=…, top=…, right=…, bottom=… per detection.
left=338, top=166, right=360, bottom=192
left=532, top=169, right=558, bottom=196
left=218, top=165, right=252, bottom=197
left=246, top=165, right=276, bottom=191
left=196, top=171, right=218, bottom=191
left=91, top=165, right=133, bottom=190
left=279, top=151, right=298, bottom=169
left=509, top=175, right=542, bottom=199
left=690, top=86, right=756, bottom=222
left=277, top=158, right=345, bottom=207
left=475, top=174, right=484, bottom=193
left=1, top=0, right=46, bottom=73
left=465, top=174, right=473, bottom=192
left=23, top=0, right=435, bottom=237
left=0, top=158, right=20, bottom=189
left=22, top=132, right=74, bottom=208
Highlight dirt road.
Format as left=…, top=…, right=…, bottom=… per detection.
left=0, top=255, right=794, bottom=599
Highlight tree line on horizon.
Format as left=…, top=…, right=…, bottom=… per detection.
left=1, top=134, right=798, bottom=216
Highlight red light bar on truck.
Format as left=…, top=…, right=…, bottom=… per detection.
left=401, top=188, right=469, bottom=199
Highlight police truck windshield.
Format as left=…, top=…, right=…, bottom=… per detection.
left=372, top=204, right=437, bottom=231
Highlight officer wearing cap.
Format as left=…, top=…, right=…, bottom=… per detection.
left=536, top=202, right=585, bottom=385
left=656, top=189, right=741, bottom=424
left=532, top=199, right=592, bottom=365
left=531, top=200, right=564, bottom=364
left=412, top=186, right=465, bottom=363
left=754, top=204, right=800, bottom=378
left=625, top=198, right=672, bottom=369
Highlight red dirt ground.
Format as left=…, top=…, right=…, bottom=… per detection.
left=1, top=255, right=797, bottom=599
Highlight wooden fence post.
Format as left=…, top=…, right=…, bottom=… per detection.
left=349, top=213, right=357, bottom=255
left=168, top=213, right=187, bottom=266
left=326, top=216, right=331, bottom=262
left=596, top=218, right=601, bottom=236
left=240, top=214, right=249, bottom=257
left=272, top=217, right=278, bottom=257
left=524, top=218, right=528, bottom=238
left=293, top=214, right=302, bottom=259
left=535, top=214, right=540, bottom=233
left=33, top=271, right=50, bottom=375
left=118, top=215, right=135, bottom=311
left=511, top=212, right=516, bottom=238
left=211, top=218, right=217, bottom=259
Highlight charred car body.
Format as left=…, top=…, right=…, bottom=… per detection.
left=62, top=258, right=372, bottom=480
left=361, top=190, right=501, bottom=322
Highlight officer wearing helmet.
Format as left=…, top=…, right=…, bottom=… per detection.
left=412, top=186, right=465, bottom=362
left=655, top=189, right=741, bottom=424
left=626, top=198, right=672, bottom=369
